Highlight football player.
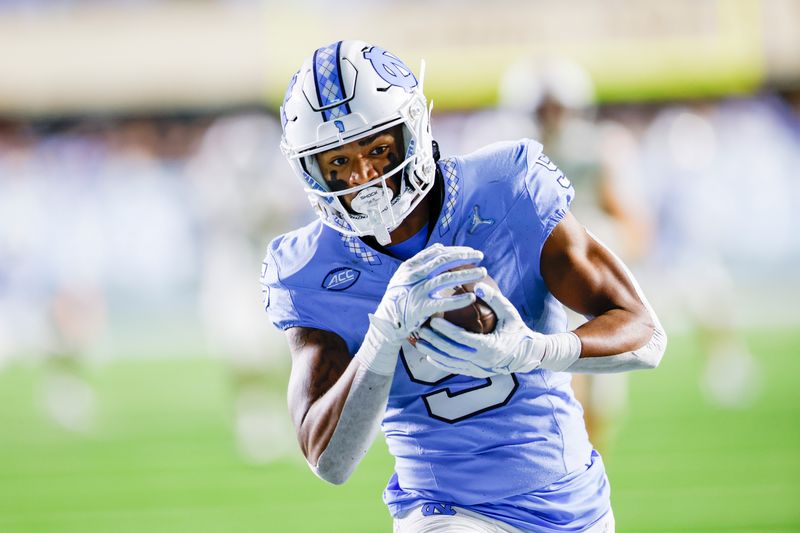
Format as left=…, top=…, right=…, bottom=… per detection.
left=261, top=40, right=667, bottom=533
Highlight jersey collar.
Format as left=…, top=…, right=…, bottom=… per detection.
left=338, top=157, right=461, bottom=266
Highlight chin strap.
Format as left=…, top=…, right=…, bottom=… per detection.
left=368, top=208, right=392, bottom=245
left=350, top=178, right=397, bottom=245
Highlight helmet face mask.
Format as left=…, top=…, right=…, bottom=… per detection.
left=280, top=40, right=436, bottom=244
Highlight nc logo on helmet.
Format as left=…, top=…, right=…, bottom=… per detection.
left=363, top=46, right=418, bottom=92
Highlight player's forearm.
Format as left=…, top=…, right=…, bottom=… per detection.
left=310, top=363, right=393, bottom=485
left=573, top=308, right=653, bottom=357
left=296, top=359, right=360, bottom=465
left=301, top=317, right=401, bottom=483
left=559, top=227, right=667, bottom=373
left=291, top=344, right=393, bottom=485
left=567, top=321, right=666, bottom=373
left=567, top=300, right=667, bottom=374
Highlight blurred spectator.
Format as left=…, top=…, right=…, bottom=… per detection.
left=0, top=110, right=303, bottom=459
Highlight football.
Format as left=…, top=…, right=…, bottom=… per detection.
left=431, top=266, right=498, bottom=334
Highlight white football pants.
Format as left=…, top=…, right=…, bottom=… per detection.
left=394, top=506, right=615, bottom=533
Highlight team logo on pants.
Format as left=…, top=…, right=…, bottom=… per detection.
left=421, top=503, right=456, bottom=516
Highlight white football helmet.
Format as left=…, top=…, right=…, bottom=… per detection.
left=280, top=40, right=436, bottom=244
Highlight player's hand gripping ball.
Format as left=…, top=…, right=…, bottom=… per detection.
left=436, top=265, right=498, bottom=334
left=408, top=265, right=497, bottom=344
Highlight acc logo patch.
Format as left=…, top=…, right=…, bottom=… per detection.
left=322, top=267, right=361, bottom=291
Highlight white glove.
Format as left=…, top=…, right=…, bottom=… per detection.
left=416, top=282, right=582, bottom=377
left=355, top=244, right=486, bottom=375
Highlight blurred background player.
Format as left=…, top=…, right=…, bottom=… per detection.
left=639, top=100, right=767, bottom=409
left=459, top=57, right=652, bottom=452
left=187, top=112, right=301, bottom=462
left=40, top=284, right=106, bottom=433
left=0, top=110, right=301, bottom=457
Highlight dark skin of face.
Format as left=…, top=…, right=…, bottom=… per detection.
left=315, top=125, right=430, bottom=244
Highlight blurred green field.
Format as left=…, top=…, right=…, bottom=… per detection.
left=0, top=328, right=798, bottom=533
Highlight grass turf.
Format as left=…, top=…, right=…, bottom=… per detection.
left=0, top=328, right=798, bottom=532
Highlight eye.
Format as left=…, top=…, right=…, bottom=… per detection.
left=328, top=156, right=348, bottom=166
left=369, top=145, right=389, bottom=156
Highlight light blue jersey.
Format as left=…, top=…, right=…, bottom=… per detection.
left=262, top=139, right=610, bottom=532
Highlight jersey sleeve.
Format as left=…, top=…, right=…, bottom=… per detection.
left=259, top=240, right=329, bottom=332
left=524, top=149, right=575, bottom=241
left=260, top=248, right=298, bottom=330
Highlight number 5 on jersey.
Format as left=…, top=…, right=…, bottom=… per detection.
left=400, top=341, right=518, bottom=423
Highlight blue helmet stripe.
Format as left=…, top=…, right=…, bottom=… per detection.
left=313, top=41, right=351, bottom=122
left=335, top=41, right=352, bottom=117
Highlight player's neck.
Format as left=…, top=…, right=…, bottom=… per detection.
left=361, top=167, right=443, bottom=252
left=387, top=195, right=431, bottom=244
left=360, top=195, right=431, bottom=254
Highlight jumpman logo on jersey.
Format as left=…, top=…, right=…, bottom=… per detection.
left=468, top=205, right=495, bottom=235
